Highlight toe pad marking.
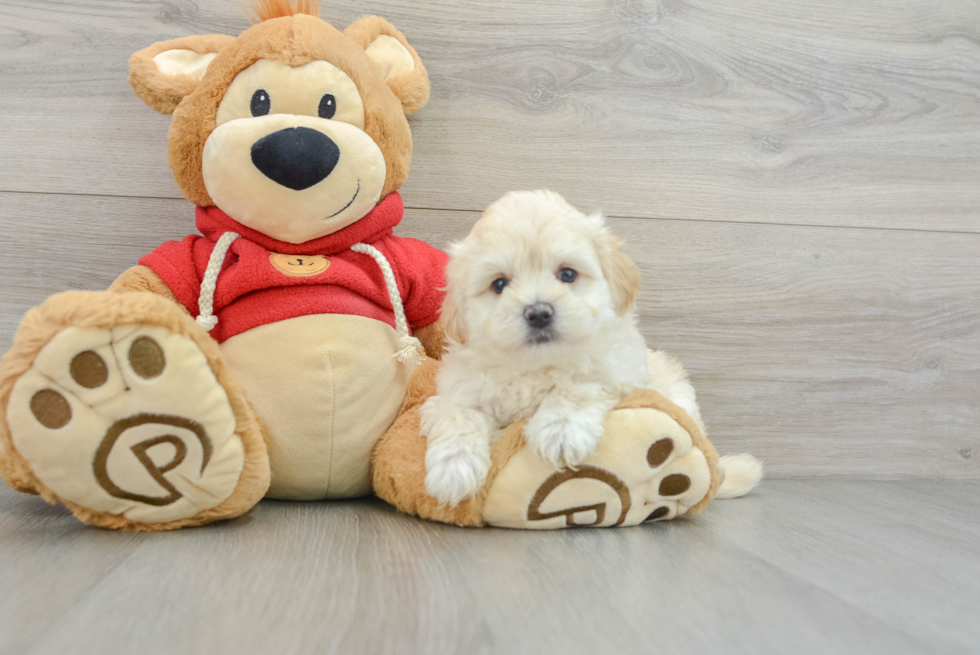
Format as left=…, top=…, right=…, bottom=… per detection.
left=646, top=438, right=674, bottom=468
left=659, top=473, right=691, bottom=496
left=30, top=389, right=72, bottom=429
left=644, top=506, right=669, bottom=522
left=128, top=336, right=166, bottom=379
left=69, top=351, right=108, bottom=389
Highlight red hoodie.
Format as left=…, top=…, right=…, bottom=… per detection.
left=140, top=193, right=447, bottom=344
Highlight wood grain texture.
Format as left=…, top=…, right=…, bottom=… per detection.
left=0, top=0, right=978, bottom=230
left=2, top=480, right=977, bottom=655
left=693, top=480, right=980, bottom=652
left=1, top=191, right=977, bottom=480
left=0, top=485, right=145, bottom=652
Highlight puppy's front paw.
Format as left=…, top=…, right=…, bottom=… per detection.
left=425, top=441, right=491, bottom=506
left=525, top=409, right=605, bottom=469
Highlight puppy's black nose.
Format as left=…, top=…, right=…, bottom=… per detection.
left=251, top=127, right=340, bottom=191
left=523, top=302, right=555, bottom=329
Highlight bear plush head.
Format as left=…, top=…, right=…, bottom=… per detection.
left=128, top=1, right=429, bottom=244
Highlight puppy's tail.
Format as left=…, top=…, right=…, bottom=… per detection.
left=715, top=453, right=763, bottom=499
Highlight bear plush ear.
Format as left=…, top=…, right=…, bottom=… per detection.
left=345, top=16, right=430, bottom=115
left=129, top=34, right=236, bottom=114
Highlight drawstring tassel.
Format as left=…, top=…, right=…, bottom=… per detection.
left=351, top=242, right=423, bottom=367
left=395, top=334, right=424, bottom=367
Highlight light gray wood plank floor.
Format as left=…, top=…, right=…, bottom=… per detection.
left=2, top=480, right=978, bottom=655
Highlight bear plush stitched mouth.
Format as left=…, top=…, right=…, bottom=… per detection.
left=325, top=180, right=360, bottom=220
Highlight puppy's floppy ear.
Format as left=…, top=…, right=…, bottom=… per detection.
left=345, top=16, right=430, bottom=115
left=440, top=244, right=469, bottom=344
left=602, top=236, right=642, bottom=315
left=584, top=209, right=607, bottom=229
left=440, top=292, right=468, bottom=345
left=129, top=35, right=235, bottom=114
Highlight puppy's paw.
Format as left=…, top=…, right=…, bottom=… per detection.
left=425, top=441, right=491, bottom=506
left=525, top=409, right=605, bottom=469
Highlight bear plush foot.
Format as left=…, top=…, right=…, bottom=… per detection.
left=481, top=391, right=720, bottom=528
left=0, top=291, right=270, bottom=530
left=373, top=361, right=720, bottom=529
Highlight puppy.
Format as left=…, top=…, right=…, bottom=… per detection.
left=420, top=190, right=703, bottom=506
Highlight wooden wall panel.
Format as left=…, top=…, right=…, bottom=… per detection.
left=0, top=0, right=977, bottom=230
left=1, top=191, right=976, bottom=479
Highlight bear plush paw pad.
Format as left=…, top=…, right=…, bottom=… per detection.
left=482, top=406, right=713, bottom=529
left=7, top=325, right=244, bottom=523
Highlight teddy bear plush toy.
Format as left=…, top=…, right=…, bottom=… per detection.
left=0, top=1, right=723, bottom=531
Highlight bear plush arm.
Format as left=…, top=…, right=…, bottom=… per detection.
left=108, top=265, right=184, bottom=308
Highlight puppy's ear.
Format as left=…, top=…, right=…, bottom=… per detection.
left=129, top=35, right=235, bottom=114
left=345, top=16, right=430, bottom=115
left=440, top=292, right=468, bottom=345
left=602, top=236, right=641, bottom=315
left=585, top=210, right=607, bottom=229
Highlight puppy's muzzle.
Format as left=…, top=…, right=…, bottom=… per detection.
left=251, top=127, right=340, bottom=191
left=523, top=302, right=555, bottom=330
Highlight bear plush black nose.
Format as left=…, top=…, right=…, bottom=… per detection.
left=250, top=127, right=340, bottom=191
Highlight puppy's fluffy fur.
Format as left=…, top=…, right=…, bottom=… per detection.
left=420, top=190, right=705, bottom=506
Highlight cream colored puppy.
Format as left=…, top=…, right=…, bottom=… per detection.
left=420, top=190, right=703, bottom=506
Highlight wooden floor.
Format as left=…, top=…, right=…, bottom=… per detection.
left=2, top=480, right=979, bottom=655
left=0, top=0, right=978, bottom=653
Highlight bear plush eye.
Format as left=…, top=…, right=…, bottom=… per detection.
left=558, top=268, right=578, bottom=283
left=250, top=89, right=270, bottom=116
left=491, top=277, right=509, bottom=295
left=318, top=93, right=337, bottom=119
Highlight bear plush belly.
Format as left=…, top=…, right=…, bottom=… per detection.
left=219, top=313, right=412, bottom=500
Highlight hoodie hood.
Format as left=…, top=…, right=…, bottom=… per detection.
left=196, top=192, right=404, bottom=255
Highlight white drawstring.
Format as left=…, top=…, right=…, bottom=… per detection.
left=195, top=232, right=240, bottom=332
left=350, top=242, right=423, bottom=367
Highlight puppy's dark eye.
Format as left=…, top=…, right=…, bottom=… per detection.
left=558, top=268, right=578, bottom=283
left=250, top=89, right=271, bottom=116
left=318, top=94, right=337, bottom=119
left=491, top=277, right=509, bottom=295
